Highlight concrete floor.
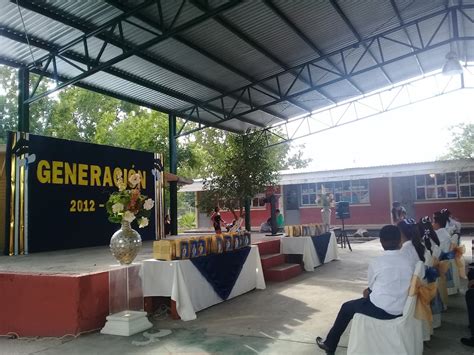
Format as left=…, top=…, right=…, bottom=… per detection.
left=0, top=236, right=471, bottom=355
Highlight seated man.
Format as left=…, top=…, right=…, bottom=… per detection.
left=316, top=225, right=414, bottom=354
left=461, top=269, right=474, bottom=347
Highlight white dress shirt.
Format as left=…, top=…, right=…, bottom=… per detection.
left=368, top=250, right=414, bottom=316
left=435, top=228, right=451, bottom=253
left=400, top=241, right=422, bottom=271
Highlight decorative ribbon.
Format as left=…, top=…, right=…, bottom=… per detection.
left=409, top=275, right=437, bottom=323
left=453, top=244, right=467, bottom=279
left=432, top=257, right=450, bottom=306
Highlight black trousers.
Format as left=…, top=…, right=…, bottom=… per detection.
left=467, top=289, right=474, bottom=336
left=324, top=297, right=400, bottom=351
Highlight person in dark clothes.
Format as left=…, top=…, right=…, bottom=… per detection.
left=316, top=225, right=413, bottom=354
left=461, top=269, right=474, bottom=347
left=211, top=206, right=225, bottom=234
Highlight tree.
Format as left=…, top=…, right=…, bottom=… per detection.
left=0, top=66, right=55, bottom=143
left=441, top=123, right=474, bottom=160
left=199, top=130, right=284, bottom=220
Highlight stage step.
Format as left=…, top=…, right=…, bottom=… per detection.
left=254, top=239, right=280, bottom=255
left=263, top=263, right=303, bottom=282
left=260, top=253, right=286, bottom=270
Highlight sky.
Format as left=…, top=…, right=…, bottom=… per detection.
left=287, top=74, right=474, bottom=171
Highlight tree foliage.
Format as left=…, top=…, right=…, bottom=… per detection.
left=199, top=130, right=289, bottom=219
left=441, top=123, right=474, bottom=160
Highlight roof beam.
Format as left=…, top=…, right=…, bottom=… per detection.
left=329, top=0, right=394, bottom=85
left=101, top=0, right=292, bottom=121
left=0, top=26, right=267, bottom=129
left=189, top=0, right=334, bottom=109
left=0, top=56, right=244, bottom=135
left=390, top=0, right=424, bottom=74
left=13, top=0, right=241, bottom=103
left=263, top=0, right=364, bottom=95
left=5, top=0, right=267, bottom=128
left=258, top=68, right=471, bottom=147
left=14, top=0, right=283, bottom=125
left=176, top=5, right=471, bottom=134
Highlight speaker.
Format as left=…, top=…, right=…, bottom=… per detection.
left=336, top=201, right=350, bottom=219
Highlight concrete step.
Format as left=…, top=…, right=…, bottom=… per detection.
left=260, top=253, right=285, bottom=270
left=253, top=239, right=280, bottom=255
left=263, top=263, right=303, bottom=282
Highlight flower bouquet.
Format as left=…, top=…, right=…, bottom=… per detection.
left=106, top=172, right=154, bottom=228
left=107, top=172, right=154, bottom=265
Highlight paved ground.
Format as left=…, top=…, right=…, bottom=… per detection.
left=0, top=236, right=471, bottom=355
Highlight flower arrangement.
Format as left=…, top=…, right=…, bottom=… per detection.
left=106, top=172, right=154, bottom=228
left=316, top=192, right=335, bottom=209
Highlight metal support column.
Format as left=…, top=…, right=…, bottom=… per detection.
left=18, top=67, right=29, bottom=132
left=244, top=198, right=251, bottom=232
left=168, top=113, right=178, bottom=235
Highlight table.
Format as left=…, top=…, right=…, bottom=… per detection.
left=279, top=231, right=339, bottom=271
left=141, top=245, right=265, bottom=321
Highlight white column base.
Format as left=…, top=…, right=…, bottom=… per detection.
left=100, top=310, right=153, bottom=336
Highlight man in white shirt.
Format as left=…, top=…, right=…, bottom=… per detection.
left=433, top=212, right=452, bottom=253
left=316, top=225, right=413, bottom=354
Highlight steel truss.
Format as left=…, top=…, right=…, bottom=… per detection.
left=257, top=66, right=474, bottom=148
left=177, top=4, right=474, bottom=136
left=9, top=0, right=256, bottom=124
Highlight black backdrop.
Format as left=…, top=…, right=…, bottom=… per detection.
left=25, top=134, right=156, bottom=252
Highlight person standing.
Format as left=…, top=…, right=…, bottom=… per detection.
left=211, top=206, right=225, bottom=234
left=276, top=209, right=284, bottom=232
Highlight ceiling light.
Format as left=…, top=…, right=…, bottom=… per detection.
left=442, top=51, right=463, bottom=76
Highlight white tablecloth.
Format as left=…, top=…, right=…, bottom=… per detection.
left=279, top=231, right=339, bottom=271
left=142, top=245, right=266, bottom=321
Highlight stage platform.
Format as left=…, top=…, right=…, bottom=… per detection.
left=0, top=233, right=279, bottom=337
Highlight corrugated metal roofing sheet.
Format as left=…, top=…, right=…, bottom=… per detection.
left=0, top=0, right=472, bottom=134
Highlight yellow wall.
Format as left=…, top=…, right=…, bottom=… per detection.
left=0, top=147, right=6, bottom=252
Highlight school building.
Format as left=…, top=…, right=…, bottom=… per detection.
left=181, top=159, right=474, bottom=231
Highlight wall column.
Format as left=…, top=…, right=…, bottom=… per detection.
left=168, top=113, right=178, bottom=235
left=18, top=67, right=30, bottom=132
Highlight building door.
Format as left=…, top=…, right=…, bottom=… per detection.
left=392, top=176, right=417, bottom=220
left=283, top=184, right=300, bottom=225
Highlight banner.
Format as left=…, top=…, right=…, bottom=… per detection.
left=4, top=132, right=158, bottom=254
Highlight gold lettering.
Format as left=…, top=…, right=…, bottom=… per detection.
left=78, top=164, right=88, bottom=186
left=90, top=165, right=101, bottom=186
left=139, top=171, right=146, bottom=189
left=64, top=162, right=77, bottom=185
left=52, top=161, right=64, bottom=184
left=36, top=160, right=51, bottom=183
left=103, top=167, right=113, bottom=187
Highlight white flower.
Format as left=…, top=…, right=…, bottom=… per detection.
left=128, top=173, right=141, bottom=187
left=118, top=182, right=127, bottom=192
left=112, top=202, right=124, bottom=214
left=122, top=211, right=136, bottom=223
left=143, top=198, right=154, bottom=210
left=138, top=217, right=149, bottom=228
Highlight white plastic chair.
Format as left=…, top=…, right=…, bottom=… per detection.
left=347, top=261, right=424, bottom=355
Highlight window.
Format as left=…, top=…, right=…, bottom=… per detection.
left=300, top=180, right=370, bottom=205
left=301, top=183, right=317, bottom=205
left=251, top=193, right=266, bottom=208
left=415, top=172, right=458, bottom=200
left=459, top=171, right=474, bottom=198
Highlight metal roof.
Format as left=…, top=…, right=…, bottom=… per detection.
left=1, top=0, right=473, bottom=134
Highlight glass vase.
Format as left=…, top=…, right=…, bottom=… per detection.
left=109, top=221, right=142, bottom=265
